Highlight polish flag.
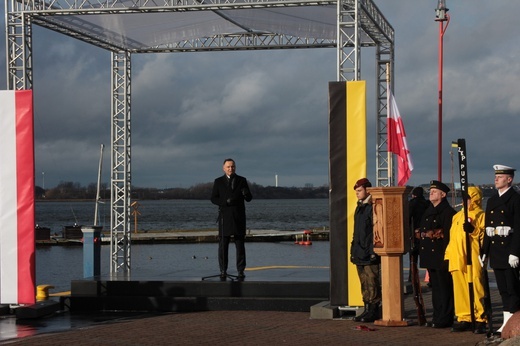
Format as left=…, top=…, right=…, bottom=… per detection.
left=387, top=83, right=413, bottom=186
left=0, top=90, right=36, bottom=305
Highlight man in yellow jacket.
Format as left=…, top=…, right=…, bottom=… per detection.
left=445, top=186, right=487, bottom=334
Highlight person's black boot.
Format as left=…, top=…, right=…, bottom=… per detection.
left=354, top=303, right=368, bottom=322
left=360, top=303, right=380, bottom=323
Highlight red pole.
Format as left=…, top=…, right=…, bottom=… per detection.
left=438, top=21, right=444, bottom=181
left=435, top=1, right=449, bottom=181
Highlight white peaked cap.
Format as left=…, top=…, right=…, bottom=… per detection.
left=494, top=164, right=516, bottom=174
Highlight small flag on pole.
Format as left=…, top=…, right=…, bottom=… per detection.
left=0, top=90, right=36, bottom=305
left=387, top=83, right=413, bottom=186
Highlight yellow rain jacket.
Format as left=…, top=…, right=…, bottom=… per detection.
left=444, top=186, right=486, bottom=322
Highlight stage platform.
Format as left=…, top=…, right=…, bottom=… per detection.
left=67, top=273, right=330, bottom=313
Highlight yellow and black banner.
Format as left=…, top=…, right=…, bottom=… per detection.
left=329, top=81, right=367, bottom=307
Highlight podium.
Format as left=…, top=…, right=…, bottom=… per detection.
left=368, top=186, right=411, bottom=326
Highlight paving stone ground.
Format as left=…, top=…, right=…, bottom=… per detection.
left=1, top=285, right=508, bottom=346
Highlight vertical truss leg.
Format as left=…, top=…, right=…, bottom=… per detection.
left=5, top=1, right=32, bottom=90
left=110, top=51, right=132, bottom=275
left=337, top=0, right=360, bottom=82
left=375, top=44, right=394, bottom=187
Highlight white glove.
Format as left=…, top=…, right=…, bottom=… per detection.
left=509, top=254, right=519, bottom=268
left=478, top=254, right=486, bottom=268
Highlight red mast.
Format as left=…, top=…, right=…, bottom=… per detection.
left=435, top=0, right=450, bottom=181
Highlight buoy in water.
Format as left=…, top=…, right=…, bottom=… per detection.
left=302, top=230, right=312, bottom=245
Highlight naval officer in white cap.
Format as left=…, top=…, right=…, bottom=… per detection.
left=481, top=164, right=520, bottom=334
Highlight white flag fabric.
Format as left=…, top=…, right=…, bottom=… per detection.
left=0, top=90, right=36, bottom=304
left=387, top=83, right=413, bottom=186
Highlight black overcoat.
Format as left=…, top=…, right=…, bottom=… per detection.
left=482, top=187, right=520, bottom=269
left=418, top=198, right=456, bottom=269
left=211, top=174, right=252, bottom=236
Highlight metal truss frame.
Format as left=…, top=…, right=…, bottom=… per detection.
left=375, top=44, right=393, bottom=187
left=110, top=51, right=132, bottom=275
left=337, top=0, right=394, bottom=187
left=5, top=0, right=394, bottom=274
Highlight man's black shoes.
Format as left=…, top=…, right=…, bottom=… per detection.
left=219, top=271, right=227, bottom=280
left=451, top=321, right=487, bottom=334
left=425, top=322, right=451, bottom=329
left=237, top=271, right=246, bottom=279
left=451, top=321, right=471, bottom=332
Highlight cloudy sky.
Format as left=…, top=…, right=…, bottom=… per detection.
left=1, top=1, right=519, bottom=189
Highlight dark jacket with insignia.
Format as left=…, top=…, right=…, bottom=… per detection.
left=482, top=187, right=520, bottom=269
left=418, top=198, right=456, bottom=269
left=409, top=195, right=430, bottom=255
left=211, top=174, right=252, bottom=237
left=350, top=195, right=379, bottom=266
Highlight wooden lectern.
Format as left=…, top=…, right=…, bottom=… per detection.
left=367, top=186, right=412, bottom=327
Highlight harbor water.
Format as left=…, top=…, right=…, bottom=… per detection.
left=35, top=199, right=331, bottom=292
left=36, top=199, right=330, bottom=233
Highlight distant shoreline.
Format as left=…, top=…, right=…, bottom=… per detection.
left=36, top=228, right=330, bottom=246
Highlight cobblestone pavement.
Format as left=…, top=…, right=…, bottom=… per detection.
left=0, top=285, right=506, bottom=346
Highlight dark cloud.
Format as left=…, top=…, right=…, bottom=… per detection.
left=1, top=1, right=519, bottom=189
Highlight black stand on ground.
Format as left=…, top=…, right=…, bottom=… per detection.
left=202, top=273, right=239, bottom=281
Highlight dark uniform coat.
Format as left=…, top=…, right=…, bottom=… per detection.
left=418, top=197, right=456, bottom=327
left=211, top=174, right=252, bottom=236
left=482, top=187, right=520, bottom=269
left=350, top=196, right=378, bottom=266
left=409, top=195, right=430, bottom=255
left=418, top=198, right=456, bottom=269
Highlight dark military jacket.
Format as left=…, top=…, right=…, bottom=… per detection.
left=409, top=195, right=430, bottom=255
left=418, top=198, right=456, bottom=269
left=482, top=187, right=520, bottom=269
left=350, top=196, right=379, bottom=266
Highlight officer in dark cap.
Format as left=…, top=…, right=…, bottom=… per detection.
left=417, top=180, right=456, bottom=328
left=481, top=164, right=520, bottom=334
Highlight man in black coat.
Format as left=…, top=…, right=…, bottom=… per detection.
left=418, top=180, right=456, bottom=328
left=211, top=158, right=253, bottom=280
left=481, top=164, right=520, bottom=334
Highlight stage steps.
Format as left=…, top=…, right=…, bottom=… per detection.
left=69, top=279, right=329, bottom=313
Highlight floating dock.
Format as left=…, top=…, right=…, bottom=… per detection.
left=36, top=228, right=330, bottom=245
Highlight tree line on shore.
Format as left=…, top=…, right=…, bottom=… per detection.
left=35, top=181, right=329, bottom=200
left=35, top=180, right=510, bottom=201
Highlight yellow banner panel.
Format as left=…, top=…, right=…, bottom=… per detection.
left=346, top=80, right=367, bottom=307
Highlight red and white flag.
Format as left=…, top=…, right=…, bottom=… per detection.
left=387, top=83, right=413, bottom=186
left=0, top=90, right=36, bottom=305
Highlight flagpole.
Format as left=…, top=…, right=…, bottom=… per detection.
left=386, top=63, right=393, bottom=186
left=435, top=0, right=450, bottom=181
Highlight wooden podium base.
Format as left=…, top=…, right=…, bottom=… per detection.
left=374, top=319, right=410, bottom=327
left=378, top=255, right=407, bottom=326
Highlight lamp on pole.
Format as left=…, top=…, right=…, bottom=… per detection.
left=435, top=0, right=450, bottom=181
